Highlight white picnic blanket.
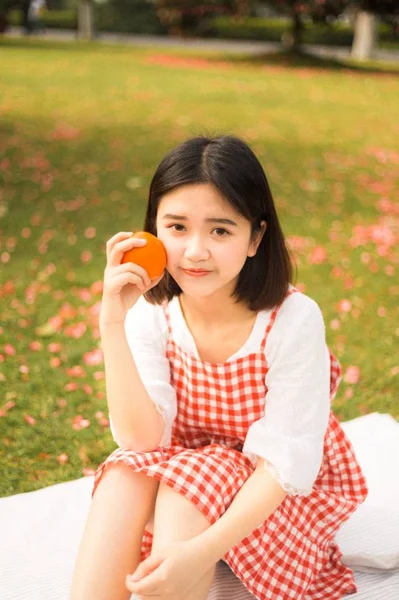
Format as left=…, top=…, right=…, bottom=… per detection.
left=1, top=413, right=399, bottom=600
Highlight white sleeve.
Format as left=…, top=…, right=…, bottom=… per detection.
left=242, top=298, right=330, bottom=496
left=109, top=296, right=177, bottom=448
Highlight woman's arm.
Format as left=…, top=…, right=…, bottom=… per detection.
left=99, top=231, right=173, bottom=451
left=196, top=457, right=287, bottom=564
left=100, top=321, right=165, bottom=451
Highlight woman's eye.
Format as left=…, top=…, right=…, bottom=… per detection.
left=213, top=228, right=230, bottom=237
left=169, top=224, right=185, bottom=232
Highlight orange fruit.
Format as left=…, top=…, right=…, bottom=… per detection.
left=121, top=231, right=167, bottom=279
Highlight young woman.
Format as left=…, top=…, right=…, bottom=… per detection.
left=71, top=135, right=368, bottom=600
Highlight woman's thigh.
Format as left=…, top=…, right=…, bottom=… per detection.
left=152, top=482, right=211, bottom=549
left=149, top=484, right=216, bottom=600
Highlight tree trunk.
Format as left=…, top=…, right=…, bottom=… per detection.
left=351, top=10, right=378, bottom=60
left=282, top=10, right=303, bottom=53
left=78, top=0, right=94, bottom=40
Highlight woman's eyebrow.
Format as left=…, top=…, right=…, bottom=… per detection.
left=162, top=214, right=238, bottom=226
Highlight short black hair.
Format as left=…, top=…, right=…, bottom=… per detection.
left=143, top=135, right=294, bottom=310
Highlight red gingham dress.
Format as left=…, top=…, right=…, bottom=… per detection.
left=93, top=290, right=368, bottom=600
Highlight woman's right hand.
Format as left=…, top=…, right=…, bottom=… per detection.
left=100, top=232, right=164, bottom=327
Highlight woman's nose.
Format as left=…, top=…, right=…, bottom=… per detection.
left=184, top=236, right=209, bottom=261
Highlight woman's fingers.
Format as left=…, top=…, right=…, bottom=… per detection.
left=112, top=272, right=144, bottom=293
left=105, top=231, right=132, bottom=260
left=107, top=262, right=152, bottom=287
left=129, top=555, right=163, bottom=583
left=106, top=232, right=147, bottom=268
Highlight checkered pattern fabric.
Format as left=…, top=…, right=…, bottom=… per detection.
left=93, top=289, right=368, bottom=599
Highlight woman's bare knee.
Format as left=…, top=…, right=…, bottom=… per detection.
left=71, top=465, right=159, bottom=600
left=151, top=483, right=211, bottom=550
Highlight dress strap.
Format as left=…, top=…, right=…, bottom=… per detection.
left=260, top=287, right=298, bottom=354
left=161, top=300, right=173, bottom=338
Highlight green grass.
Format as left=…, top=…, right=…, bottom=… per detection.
left=0, top=38, right=398, bottom=497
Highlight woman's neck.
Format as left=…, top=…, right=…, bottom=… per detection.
left=179, top=293, right=255, bottom=330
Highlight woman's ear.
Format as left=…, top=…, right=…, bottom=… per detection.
left=248, top=220, right=267, bottom=258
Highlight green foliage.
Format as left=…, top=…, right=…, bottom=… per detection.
left=152, top=0, right=247, bottom=35
left=8, top=8, right=78, bottom=28
left=95, top=0, right=167, bottom=35
left=206, top=15, right=397, bottom=46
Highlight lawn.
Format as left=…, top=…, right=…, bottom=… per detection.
left=0, top=38, right=398, bottom=497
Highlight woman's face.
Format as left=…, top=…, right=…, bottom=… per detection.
left=155, top=183, right=265, bottom=301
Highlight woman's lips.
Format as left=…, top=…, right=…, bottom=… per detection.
left=182, top=268, right=211, bottom=277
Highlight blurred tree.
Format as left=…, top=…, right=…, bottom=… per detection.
left=97, top=0, right=165, bottom=35
left=0, top=0, right=20, bottom=32
left=258, top=1, right=350, bottom=52
left=151, top=0, right=248, bottom=36
left=351, top=1, right=398, bottom=59
left=77, top=0, right=93, bottom=38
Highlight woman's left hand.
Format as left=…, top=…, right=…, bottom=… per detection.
left=125, top=538, right=213, bottom=598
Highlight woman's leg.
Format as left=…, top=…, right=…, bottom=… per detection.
left=147, top=483, right=216, bottom=600
left=71, top=464, right=159, bottom=600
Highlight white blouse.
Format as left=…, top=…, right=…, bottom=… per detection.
left=111, top=289, right=331, bottom=496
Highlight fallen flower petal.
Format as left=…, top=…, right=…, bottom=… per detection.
left=57, top=453, right=69, bottom=465
left=24, top=414, right=36, bottom=426
left=83, top=349, right=103, bottom=366
left=344, top=366, right=360, bottom=384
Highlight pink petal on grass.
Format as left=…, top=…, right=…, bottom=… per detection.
left=90, top=281, right=103, bottom=295
left=344, top=388, right=354, bottom=399
left=49, top=315, right=64, bottom=330
left=88, top=301, right=102, bottom=317
left=48, top=342, right=62, bottom=353
left=57, top=453, right=69, bottom=465
left=81, top=251, right=92, bottom=264
left=78, top=288, right=92, bottom=302
left=95, top=411, right=110, bottom=427
left=50, top=124, right=81, bottom=141
left=3, top=400, right=16, bottom=411
left=4, top=344, right=16, bottom=356
left=72, top=415, right=90, bottom=430
left=83, top=349, right=103, bottom=366
left=29, top=341, right=43, bottom=351
left=337, top=299, right=352, bottom=313
left=84, top=227, right=96, bottom=239
left=65, top=381, right=79, bottom=392
left=64, top=323, right=87, bottom=339
left=59, top=303, right=77, bottom=319
left=24, top=414, right=36, bottom=426
left=308, top=246, right=327, bottom=265
left=0, top=281, right=15, bottom=296
left=66, top=365, right=86, bottom=378
left=344, top=366, right=360, bottom=384
left=0, top=400, right=16, bottom=417
left=21, top=227, right=31, bottom=238
left=36, top=318, right=63, bottom=337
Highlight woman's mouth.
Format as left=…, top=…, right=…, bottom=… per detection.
left=181, top=268, right=212, bottom=277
